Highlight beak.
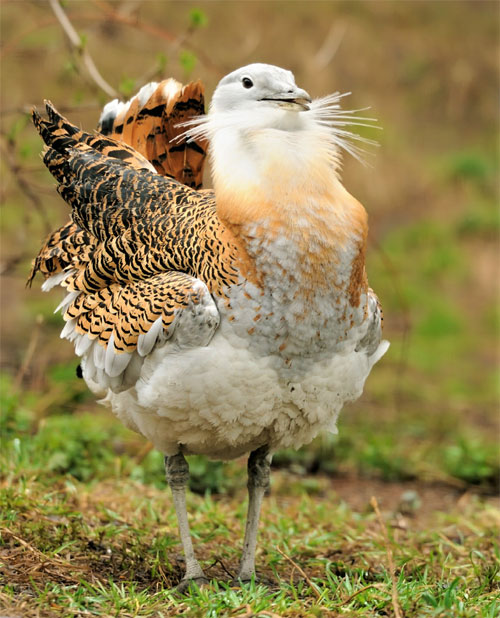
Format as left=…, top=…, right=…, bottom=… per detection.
left=260, top=88, right=312, bottom=111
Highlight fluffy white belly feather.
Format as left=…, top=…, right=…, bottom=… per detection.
left=95, top=319, right=388, bottom=459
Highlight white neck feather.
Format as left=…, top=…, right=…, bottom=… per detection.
left=180, top=92, right=377, bottom=213
left=209, top=122, right=339, bottom=204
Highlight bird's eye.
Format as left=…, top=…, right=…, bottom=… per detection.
left=242, top=77, right=253, bottom=89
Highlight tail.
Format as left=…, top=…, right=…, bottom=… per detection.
left=98, top=79, right=208, bottom=189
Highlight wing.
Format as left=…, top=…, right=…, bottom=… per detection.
left=97, top=79, right=208, bottom=189
left=29, top=103, right=238, bottom=392
left=356, top=287, right=385, bottom=356
left=29, top=76, right=209, bottom=285
left=63, top=271, right=219, bottom=392
left=30, top=103, right=241, bottom=293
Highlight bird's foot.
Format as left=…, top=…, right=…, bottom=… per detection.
left=229, top=572, right=275, bottom=588
left=176, top=575, right=210, bottom=594
left=228, top=571, right=256, bottom=587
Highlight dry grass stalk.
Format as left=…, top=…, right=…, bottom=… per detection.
left=0, top=526, right=89, bottom=585
left=276, top=546, right=322, bottom=600
left=370, top=496, right=402, bottom=618
left=13, top=314, right=43, bottom=390
left=231, top=605, right=284, bottom=618
left=337, top=582, right=386, bottom=607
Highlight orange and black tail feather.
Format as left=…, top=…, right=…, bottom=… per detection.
left=97, top=79, right=208, bottom=189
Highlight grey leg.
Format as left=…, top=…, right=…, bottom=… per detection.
left=237, top=445, right=272, bottom=581
left=165, top=453, right=207, bottom=590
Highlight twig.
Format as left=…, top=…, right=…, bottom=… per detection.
left=0, top=137, right=52, bottom=235
left=13, top=314, right=44, bottom=390
left=276, top=546, right=322, bottom=600
left=336, top=583, right=386, bottom=607
left=313, top=22, right=347, bottom=71
left=93, top=0, right=227, bottom=75
left=49, top=0, right=119, bottom=98
left=370, top=497, right=402, bottom=618
left=0, top=527, right=88, bottom=579
left=206, top=557, right=235, bottom=579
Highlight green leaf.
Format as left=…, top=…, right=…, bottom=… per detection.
left=119, top=77, right=136, bottom=98
left=179, top=50, right=197, bottom=75
left=79, top=32, right=88, bottom=50
left=156, top=51, right=168, bottom=72
left=189, top=8, right=208, bottom=28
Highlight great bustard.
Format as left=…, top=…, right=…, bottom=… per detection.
left=30, top=63, right=388, bottom=589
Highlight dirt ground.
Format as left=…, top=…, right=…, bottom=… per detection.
left=330, top=476, right=499, bottom=523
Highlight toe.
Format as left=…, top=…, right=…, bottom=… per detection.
left=176, top=576, right=209, bottom=593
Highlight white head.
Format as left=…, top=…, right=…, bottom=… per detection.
left=181, top=63, right=377, bottom=165
left=211, top=63, right=311, bottom=116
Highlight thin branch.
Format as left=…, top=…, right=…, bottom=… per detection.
left=1, top=103, right=101, bottom=118
left=14, top=315, right=44, bottom=390
left=370, top=497, right=402, bottom=618
left=336, top=583, right=386, bottom=607
left=276, top=546, right=322, bottom=600
left=49, top=0, right=119, bottom=99
left=313, top=22, right=347, bottom=71
left=206, top=557, right=235, bottom=579
left=0, top=137, right=51, bottom=235
left=93, top=0, right=227, bottom=75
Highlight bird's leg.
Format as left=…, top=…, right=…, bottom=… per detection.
left=164, top=453, right=207, bottom=589
left=237, top=445, right=272, bottom=581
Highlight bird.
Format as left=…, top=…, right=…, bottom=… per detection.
left=29, top=63, right=389, bottom=590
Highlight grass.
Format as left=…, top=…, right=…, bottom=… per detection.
left=1, top=447, right=499, bottom=617
left=1, top=476, right=499, bottom=617
left=1, top=2, right=499, bottom=616
left=1, top=165, right=498, bottom=614
left=1, top=376, right=499, bottom=617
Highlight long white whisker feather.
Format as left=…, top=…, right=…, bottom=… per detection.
left=174, top=91, right=379, bottom=166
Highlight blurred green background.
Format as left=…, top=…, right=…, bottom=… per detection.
left=1, top=0, right=499, bottom=492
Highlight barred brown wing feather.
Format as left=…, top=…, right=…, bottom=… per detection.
left=65, top=271, right=217, bottom=352
left=31, top=110, right=241, bottom=298
left=27, top=221, right=94, bottom=286
left=62, top=271, right=219, bottom=392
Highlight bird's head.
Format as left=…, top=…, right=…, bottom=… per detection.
left=210, top=63, right=312, bottom=117
left=180, top=63, right=377, bottom=165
